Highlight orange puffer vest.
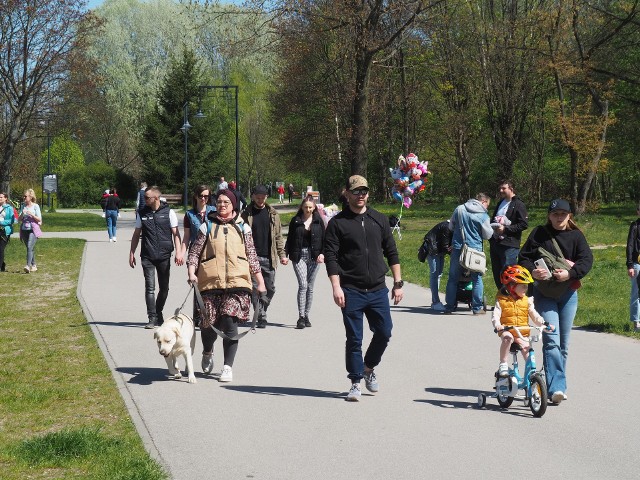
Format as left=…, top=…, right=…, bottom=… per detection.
left=196, top=220, right=252, bottom=292
left=497, top=293, right=530, bottom=337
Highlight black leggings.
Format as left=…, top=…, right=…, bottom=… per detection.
left=201, top=315, right=239, bottom=367
left=0, top=234, right=8, bottom=271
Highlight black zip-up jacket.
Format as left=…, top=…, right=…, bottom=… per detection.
left=324, top=207, right=400, bottom=291
left=285, top=211, right=325, bottom=263
left=489, top=195, right=528, bottom=248
left=424, top=220, right=452, bottom=256
left=139, top=203, right=174, bottom=261
left=626, top=219, right=640, bottom=268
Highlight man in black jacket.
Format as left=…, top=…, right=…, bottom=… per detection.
left=324, top=175, right=404, bottom=402
left=489, top=181, right=529, bottom=289
left=423, top=220, right=452, bottom=311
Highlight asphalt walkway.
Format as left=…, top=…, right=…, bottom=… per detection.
left=44, top=209, right=640, bottom=479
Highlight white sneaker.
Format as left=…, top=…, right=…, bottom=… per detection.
left=30, top=265, right=37, bottom=272
left=551, top=391, right=565, bottom=404
left=346, top=382, right=361, bottom=401
left=219, top=365, right=233, bottom=382
left=109, top=238, right=114, bottom=242
left=431, top=302, right=446, bottom=312
left=24, top=265, right=30, bottom=273
left=113, top=237, right=117, bottom=242
left=201, top=353, right=214, bottom=374
left=498, top=363, right=509, bottom=378
left=635, top=321, right=640, bottom=333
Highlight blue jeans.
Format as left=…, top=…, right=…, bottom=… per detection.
left=445, top=248, right=484, bottom=312
left=630, top=264, right=640, bottom=322
left=427, top=253, right=445, bottom=304
left=534, top=288, right=578, bottom=394
left=489, top=242, right=519, bottom=289
left=106, top=209, right=118, bottom=239
left=341, top=287, right=393, bottom=382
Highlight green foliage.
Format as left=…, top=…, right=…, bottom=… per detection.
left=39, top=132, right=84, bottom=177
left=58, top=161, right=118, bottom=207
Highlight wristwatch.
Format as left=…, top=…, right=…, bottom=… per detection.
left=393, top=280, right=404, bottom=289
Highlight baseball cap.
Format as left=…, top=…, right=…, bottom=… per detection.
left=346, top=175, right=368, bottom=192
left=548, top=199, right=571, bottom=213
left=252, top=185, right=268, bottom=195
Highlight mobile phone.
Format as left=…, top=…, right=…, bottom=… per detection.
left=534, top=258, right=552, bottom=279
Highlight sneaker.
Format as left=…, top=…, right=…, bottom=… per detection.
left=112, top=237, right=117, bottom=242
left=498, top=363, right=509, bottom=378
left=296, top=317, right=306, bottom=329
left=363, top=370, right=379, bottom=393
left=634, top=321, right=640, bottom=333
left=201, top=353, right=214, bottom=374
left=472, top=309, right=484, bottom=316
left=304, top=316, right=312, bottom=327
left=24, top=265, right=30, bottom=273
left=431, top=302, right=446, bottom=312
left=219, top=365, right=233, bottom=382
left=109, top=238, right=114, bottom=242
left=30, top=265, right=37, bottom=272
left=346, top=383, right=361, bottom=402
left=551, top=391, right=565, bottom=404
left=144, top=320, right=157, bottom=329
left=563, top=393, right=568, bottom=401
left=257, top=319, right=267, bottom=329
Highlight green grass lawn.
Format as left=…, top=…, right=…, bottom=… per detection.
left=40, top=212, right=107, bottom=231
left=0, top=238, right=167, bottom=479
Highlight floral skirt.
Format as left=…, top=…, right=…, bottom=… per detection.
left=200, top=290, right=252, bottom=328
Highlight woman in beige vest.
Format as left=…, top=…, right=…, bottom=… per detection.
left=187, top=189, right=266, bottom=383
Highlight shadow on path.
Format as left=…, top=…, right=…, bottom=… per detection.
left=222, top=384, right=344, bottom=399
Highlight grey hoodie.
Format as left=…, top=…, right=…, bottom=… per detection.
left=449, top=199, right=492, bottom=250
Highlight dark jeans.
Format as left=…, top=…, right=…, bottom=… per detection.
left=489, top=242, right=520, bottom=289
left=0, top=234, right=8, bottom=271
left=252, top=256, right=276, bottom=321
left=341, top=287, right=393, bottom=382
left=141, top=256, right=171, bottom=323
left=201, top=315, right=239, bottom=366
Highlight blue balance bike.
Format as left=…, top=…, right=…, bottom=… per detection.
left=477, top=324, right=550, bottom=418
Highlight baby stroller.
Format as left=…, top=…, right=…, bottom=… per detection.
left=455, top=269, right=487, bottom=312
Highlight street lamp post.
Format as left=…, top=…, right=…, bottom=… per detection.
left=181, top=102, right=192, bottom=212
left=46, top=121, right=51, bottom=209
left=195, top=85, right=239, bottom=188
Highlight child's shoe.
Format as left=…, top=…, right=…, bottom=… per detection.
left=498, top=363, right=509, bottom=378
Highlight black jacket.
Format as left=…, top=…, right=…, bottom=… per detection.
left=489, top=195, right=528, bottom=248
left=324, top=207, right=400, bottom=291
left=626, top=219, right=640, bottom=268
left=285, top=211, right=325, bottom=263
left=424, top=221, right=452, bottom=256
left=518, top=225, right=593, bottom=281
left=139, top=203, right=174, bottom=261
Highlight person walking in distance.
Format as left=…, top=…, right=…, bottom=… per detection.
left=241, top=185, right=288, bottom=328
left=129, top=186, right=184, bottom=329
left=0, top=192, right=16, bottom=272
left=104, top=188, right=121, bottom=242
left=488, top=181, right=528, bottom=289
left=285, top=195, right=326, bottom=329
left=19, top=189, right=42, bottom=273
left=277, top=183, right=285, bottom=203
left=324, top=175, right=404, bottom=402
left=627, top=204, right=640, bottom=333
left=423, top=220, right=453, bottom=311
left=288, top=183, right=294, bottom=203
left=135, top=182, right=147, bottom=217
left=442, top=193, right=493, bottom=315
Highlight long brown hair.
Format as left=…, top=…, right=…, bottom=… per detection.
left=546, top=213, right=581, bottom=232
left=296, top=195, right=317, bottom=218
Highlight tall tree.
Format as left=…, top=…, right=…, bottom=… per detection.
left=0, top=0, right=95, bottom=195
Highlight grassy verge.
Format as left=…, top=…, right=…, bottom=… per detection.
left=0, top=238, right=167, bottom=479
left=39, top=212, right=107, bottom=231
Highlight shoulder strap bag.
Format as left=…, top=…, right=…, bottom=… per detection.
left=457, top=206, right=487, bottom=274
left=535, top=230, right=572, bottom=299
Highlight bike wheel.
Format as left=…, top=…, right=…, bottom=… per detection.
left=497, top=378, right=515, bottom=408
left=529, top=373, right=548, bottom=417
left=477, top=393, right=486, bottom=408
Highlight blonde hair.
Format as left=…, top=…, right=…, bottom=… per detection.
left=23, top=188, right=37, bottom=203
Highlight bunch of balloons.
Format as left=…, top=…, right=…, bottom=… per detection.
left=389, top=153, right=429, bottom=208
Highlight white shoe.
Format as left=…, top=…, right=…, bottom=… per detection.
left=201, top=353, right=214, bottom=374
left=113, top=237, right=117, bottom=242
left=498, top=363, right=509, bottom=378
left=219, top=365, right=233, bottom=382
left=30, top=265, right=37, bottom=272
left=24, top=265, right=30, bottom=273
left=109, top=238, right=114, bottom=242
left=431, top=302, right=446, bottom=312
left=551, top=391, right=564, bottom=404
left=346, top=382, right=361, bottom=402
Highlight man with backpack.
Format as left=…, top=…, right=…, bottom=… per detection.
left=0, top=192, right=18, bottom=272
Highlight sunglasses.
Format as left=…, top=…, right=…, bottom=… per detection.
left=350, top=188, right=369, bottom=196
left=198, top=194, right=210, bottom=199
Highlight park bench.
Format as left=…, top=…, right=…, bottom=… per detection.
left=162, top=194, right=183, bottom=206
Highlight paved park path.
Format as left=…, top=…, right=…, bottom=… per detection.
left=47, top=209, right=639, bottom=479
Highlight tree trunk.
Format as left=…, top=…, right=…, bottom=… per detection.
left=349, top=48, right=373, bottom=177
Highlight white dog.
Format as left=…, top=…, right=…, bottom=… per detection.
left=153, top=313, right=197, bottom=384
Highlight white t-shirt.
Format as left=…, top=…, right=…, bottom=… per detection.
left=496, top=199, right=510, bottom=218
left=134, top=208, right=178, bottom=229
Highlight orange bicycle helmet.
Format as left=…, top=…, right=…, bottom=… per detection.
left=500, top=265, right=534, bottom=286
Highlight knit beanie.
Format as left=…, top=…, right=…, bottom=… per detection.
left=218, top=188, right=238, bottom=211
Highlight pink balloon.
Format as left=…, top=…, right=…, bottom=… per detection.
left=403, top=196, right=412, bottom=208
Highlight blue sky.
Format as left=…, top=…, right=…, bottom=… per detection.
left=86, top=0, right=104, bottom=10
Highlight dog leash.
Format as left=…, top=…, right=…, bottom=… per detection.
left=191, top=283, right=268, bottom=341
